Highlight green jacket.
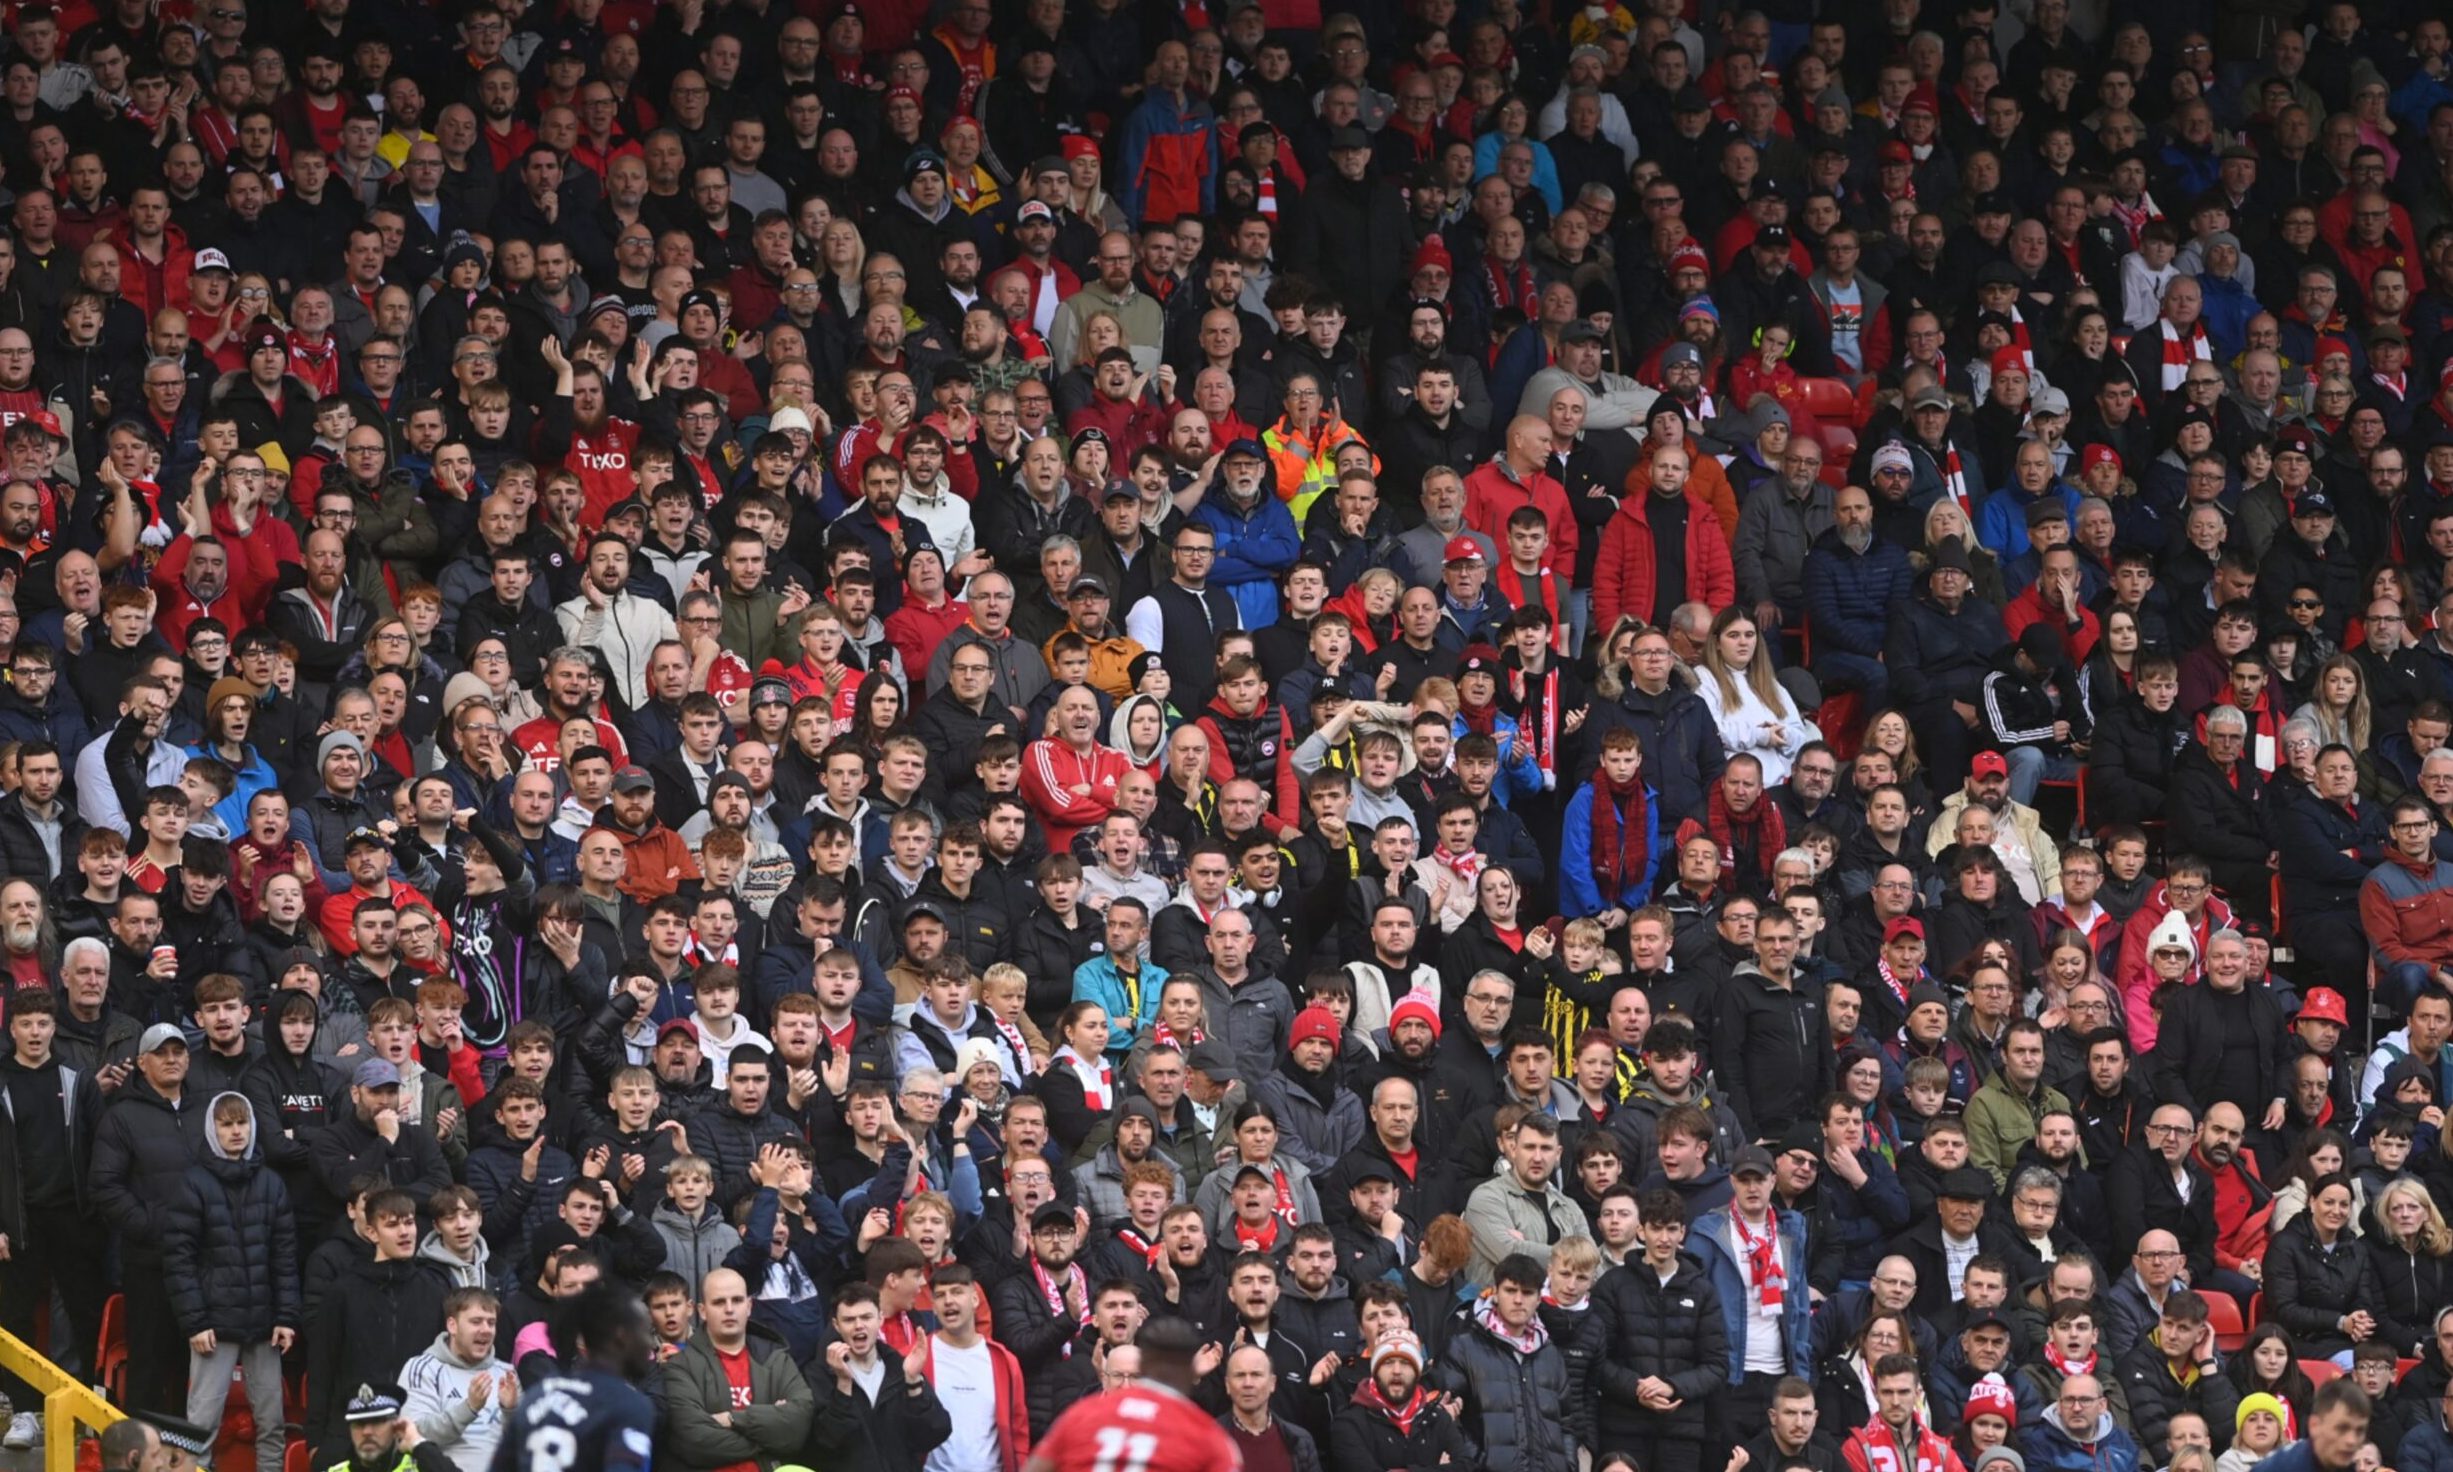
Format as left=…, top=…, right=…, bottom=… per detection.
left=1963, top=1070, right=2073, bottom=1189
left=662, top=1325, right=814, bottom=1472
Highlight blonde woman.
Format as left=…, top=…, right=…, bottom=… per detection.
left=1695, top=605, right=1817, bottom=785
left=2363, top=1177, right=2453, bottom=1355
left=817, top=218, right=867, bottom=319
left=2292, top=654, right=2371, bottom=756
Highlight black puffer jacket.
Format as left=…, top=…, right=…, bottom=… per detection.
left=89, top=1074, right=207, bottom=1256
left=2116, top=1336, right=2242, bottom=1461
left=989, top=1265, right=1098, bottom=1439
left=1328, top=1390, right=1478, bottom=1472
left=1435, top=1314, right=1578, bottom=1472
left=2260, top=1213, right=2384, bottom=1357
left=688, top=1097, right=804, bottom=1213
left=2086, top=692, right=2186, bottom=827
left=1539, top=1298, right=1610, bottom=1456
left=160, top=1093, right=302, bottom=1343
left=1592, top=1252, right=1731, bottom=1446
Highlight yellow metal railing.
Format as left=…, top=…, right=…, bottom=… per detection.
left=0, top=1325, right=121, bottom=1472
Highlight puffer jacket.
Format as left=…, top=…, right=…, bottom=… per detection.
left=1328, top=1388, right=1478, bottom=1472
left=1593, top=489, right=1736, bottom=634
left=1802, top=527, right=1915, bottom=660
left=2115, top=1335, right=2241, bottom=1462
left=690, top=1099, right=808, bottom=1212
left=89, top=1073, right=208, bottom=1255
left=1251, top=1060, right=1367, bottom=1177
left=2087, top=692, right=2187, bottom=828
left=989, top=1264, right=1099, bottom=1439
left=1435, top=1312, right=1578, bottom=1472
left=2261, top=1212, right=2385, bottom=1357
left=159, top=1092, right=301, bottom=1344
left=1592, top=1252, right=1730, bottom=1444
left=1538, top=1296, right=1609, bottom=1454
left=2165, top=747, right=2274, bottom=870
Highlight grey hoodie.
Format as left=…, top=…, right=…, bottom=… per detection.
left=653, top=1200, right=743, bottom=1292
left=399, top=1327, right=511, bottom=1472
left=206, top=1089, right=256, bottom=1159
left=416, top=1228, right=493, bottom=1291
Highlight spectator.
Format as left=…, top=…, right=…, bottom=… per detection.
left=663, top=1266, right=815, bottom=1472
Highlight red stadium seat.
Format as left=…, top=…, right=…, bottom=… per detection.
left=2204, top=1293, right=2247, bottom=1352
left=1800, top=377, right=1856, bottom=424
left=2300, top=1359, right=2343, bottom=1386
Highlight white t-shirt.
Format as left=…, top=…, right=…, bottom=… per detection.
left=925, top=1337, right=1001, bottom=1472
left=1726, top=1216, right=1786, bottom=1375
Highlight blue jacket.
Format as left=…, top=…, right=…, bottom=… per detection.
left=1802, top=526, right=1914, bottom=659
left=1558, top=778, right=1661, bottom=917
left=1686, top=1206, right=1812, bottom=1384
left=1071, top=953, right=1168, bottom=1062
left=1975, top=479, right=2082, bottom=562
left=2397, top=1409, right=2453, bottom=1472
left=2199, top=272, right=2259, bottom=361
left=1450, top=714, right=1545, bottom=809
left=1195, top=492, right=1299, bottom=631
left=2021, top=1410, right=2142, bottom=1472
left=1818, top=1147, right=1913, bottom=1284
left=1471, top=132, right=1563, bottom=215
left=190, top=740, right=280, bottom=835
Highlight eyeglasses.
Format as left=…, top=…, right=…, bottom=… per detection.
left=2146, top=1123, right=2193, bottom=1137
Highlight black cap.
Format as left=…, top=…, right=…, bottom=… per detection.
left=2017, top=622, right=2066, bottom=665
left=1558, top=320, right=1605, bottom=344
left=1973, top=191, right=2014, bottom=216
left=1976, top=260, right=2021, bottom=288
left=1347, top=1159, right=1396, bottom=1187
left=1730, top=1145, right=1775, bottom=1178
left=1327, top=124, right=1370, bottom=152
left=2024, top=496, right=2067, bottom=528
left=1030, top=1202, right=1077, bottom=1232
left=1927, top=539, right=1973, bottom=575
left=1964, top=1307, right=2013, bottom=1334
left=1777, top=1121, right=1824, bottom=1158
left=1755, top=222, right=1790, bottom=249
left=1185, top=1039, right=1239, bottom=1079
left=1671, top=85, right=1710, bottom=112
left=1101, top=482, right=1140, bottom=503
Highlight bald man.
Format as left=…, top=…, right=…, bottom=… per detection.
left=662, top=1266, right=814, bottom=1469
left=1463, top=414, right=1578, bottom=571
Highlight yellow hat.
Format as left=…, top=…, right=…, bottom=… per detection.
left=254, top=442, right=291, bottom=475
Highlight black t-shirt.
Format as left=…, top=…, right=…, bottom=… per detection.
left=3, top=1058, right=72, bottom=1210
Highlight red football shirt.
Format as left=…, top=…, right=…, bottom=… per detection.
left=1034, top=1383, right=1243, bottom=1472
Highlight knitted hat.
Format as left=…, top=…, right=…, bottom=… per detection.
left=1964, top=1374, right=2019, bottom=1429
left=1290, top=1005, right=1342, bottom=1052
left=1388, top=992, right=1442, bottom=1041
left=2148, top=911, right=2197, bottom=960
left=441, top=671, right=494, bottom=716
left=2238, top=1393, right=2290, bottom=1436
left=318, top=730, right=366, bottom=770
left=1410, top=234, right=1452, bottom=277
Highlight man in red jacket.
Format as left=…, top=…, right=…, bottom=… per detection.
left=1464, top=415, right=1579, bottom=576
left=1593, top=442, right=1737, bottom=631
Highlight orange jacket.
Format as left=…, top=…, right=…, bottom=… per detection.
left=606, top=818, right=700, bottom=903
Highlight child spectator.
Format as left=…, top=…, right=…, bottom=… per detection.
left=161, top=1092, right=300, bottom=1472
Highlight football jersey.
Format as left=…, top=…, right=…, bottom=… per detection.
left=487, top=1367, right=656, bottom=1472
left=1033, top=1382, right=1243, bottom=1472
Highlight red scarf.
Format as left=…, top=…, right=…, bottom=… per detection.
left=1149, top=1020, right=1204, bottom=1050
left=2044, top=1342, right=2097, bottom=1379
left=1233, top=1213, right=1281, bottom=1251
left=1032, top=1259, right=1089, bottom=1353
left=1587, top=769, right=1650, bottom=900
left=1457, top=697, right=1499, bottom=736
left=1270, top=1166, right=1298, bottom=1227
left=1876, top=959, right=1921, bottom=1014
left=1483, top=254, right=1536, bottom=317
left=1355, top=1380, right=1432, bottom=1434
left=1940, top=438, right=1972, bottom=518
left=1432, top=846, right=1485, bottom=886
left=1733, top=1210, right=1786, bottom=1311
left=1114, top=1225, right=1161, bottom=1265
left=1697, top=789, right=1787, bottom=886
left=1508, top=664, right=1562, bottom=776
left=2158, top=320, right=2211, bottom=392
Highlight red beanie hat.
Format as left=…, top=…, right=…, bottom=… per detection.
left=1411, top=234, right=1452, bottom=276
left=1388, top=992, right=1442, bottom=1041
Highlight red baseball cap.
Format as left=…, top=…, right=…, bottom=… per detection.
left=1443, top=535, right=1486, bottom=565
left=1884, top=916, right=1925, bottom=945
left=1971, top=750, right=2010, bottom=778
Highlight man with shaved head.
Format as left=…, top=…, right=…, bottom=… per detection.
left=664, top=1263, right=814, bottom=1466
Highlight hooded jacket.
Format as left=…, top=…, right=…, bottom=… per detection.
left=159, top=1091, right=302, bottom=1344
left=89, top=1071, right=208, bottom=1256
left=303, top=1250, right=454, bottom=1448
left=2020, top=1403, right=2143, bottom=1472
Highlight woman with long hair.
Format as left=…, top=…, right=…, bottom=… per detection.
left=1915, top=498, right=2007, bottom=605
left=1695, top=605, right=1817, bottom=786
left=1108, top=692, right=1170, bottom=776
left=816, top=218, right=866, bottom=320
left=2079, top=607, right=2144, bottom=724
left=2270, top=1129, right=2367, bottom=1238
left=1819, top=1309, right=1922, bottom=1435
left=1858, top=708, right=1933, bottom=815
left=2225, top=1323, right=2316, bottom=1425
left=2033, top=931, right=2103, bottom=1026
left=2293, top=654, right=2372, bottom=756
left=844, top=668, right=908, bottom=766
left=2362, top=1178, right=2450, bottom=1358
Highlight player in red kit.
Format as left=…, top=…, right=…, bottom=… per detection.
left=1024, top=1320, right=1240, bottom=1472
